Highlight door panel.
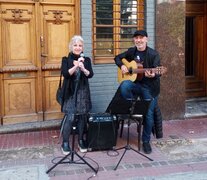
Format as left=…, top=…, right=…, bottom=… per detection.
left=40, top=4, right=74, bottom=69
left=44, top=71, right=61, bottom=120
left=1, top=3, right=37, bottom=71
left=0, top=0, right=79, bottom=124
left=3, top=73, right=37, bottom=124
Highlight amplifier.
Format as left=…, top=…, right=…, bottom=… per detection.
left=87, top=113, right=118, bottom=151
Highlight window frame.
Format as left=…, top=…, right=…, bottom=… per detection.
left=92, top=0, right=145, bottom=64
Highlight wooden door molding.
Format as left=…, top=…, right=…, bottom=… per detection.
left=0, top=72, right=2, bottom=125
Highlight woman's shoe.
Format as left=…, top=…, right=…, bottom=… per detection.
left=78, top=140, right=87, bottom=153
left=61, top=142, right=71, bottom=155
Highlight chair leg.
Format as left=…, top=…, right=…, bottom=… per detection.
left=137, top=118, right=143, bottom=151
left=119, top=119, right=124, bottom=138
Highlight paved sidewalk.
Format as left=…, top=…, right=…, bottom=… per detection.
left=0, top=118, right=207, bottom=180
left=0, top=165, right=49, bottom=180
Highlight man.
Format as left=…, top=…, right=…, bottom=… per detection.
left=114, top=30, right=161, bottom=154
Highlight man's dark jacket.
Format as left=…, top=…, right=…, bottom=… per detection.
left=112, top=46, right=163, bottom=138
left=114, top=46, right=161, bottom=98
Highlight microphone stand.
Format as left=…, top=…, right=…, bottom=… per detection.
left=46, top=61, right=97, bottom=174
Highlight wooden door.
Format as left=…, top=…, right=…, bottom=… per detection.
left=185, top=0, right=207, bottom=98
left=0, top=0, right=79, bottom=125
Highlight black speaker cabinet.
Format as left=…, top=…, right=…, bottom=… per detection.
left=87, top=113, right=118, bottom=151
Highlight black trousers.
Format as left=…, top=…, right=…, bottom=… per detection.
left=62, top=113, right=87, bottom=143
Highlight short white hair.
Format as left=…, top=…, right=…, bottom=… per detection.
left=69, top=35, right=84, bottom=52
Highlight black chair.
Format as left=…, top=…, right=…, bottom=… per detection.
left=106, top=87, right=150, bottom=151
left=118, top=114, right=143, bottom=151
left=119, top=103, right=163, bottom=149
left=107, top=98, right=153, bottom=170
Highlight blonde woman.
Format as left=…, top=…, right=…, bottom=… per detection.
left=60, top=35, right=93, bottom=154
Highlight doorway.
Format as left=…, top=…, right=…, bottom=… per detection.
left=185, top=0, right=207, bottom=99
left=0, top=0, right=80, bottom=124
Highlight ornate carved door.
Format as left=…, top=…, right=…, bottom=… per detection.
left=0, top=0, right=80, bottom=124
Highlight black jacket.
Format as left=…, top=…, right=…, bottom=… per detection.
left=60, top=53, right=93, bottom=111
left=153, top=105, right=163, bottom=139
left=114, top=46, right=161, bottom=98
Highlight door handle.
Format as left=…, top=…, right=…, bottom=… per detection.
left=41, top=53, right=48, bottom=57
left=40, top=35, right=48, bottom=57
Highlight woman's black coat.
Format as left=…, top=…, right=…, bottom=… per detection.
left=60, top=53, right=93, bottom=111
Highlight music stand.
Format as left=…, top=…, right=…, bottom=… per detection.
left=107, top=98, right=153, bottom=170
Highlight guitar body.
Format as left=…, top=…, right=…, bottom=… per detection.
left=117, top=59, right=167, bottom=83
left=117, top=59, right=138, bottom=83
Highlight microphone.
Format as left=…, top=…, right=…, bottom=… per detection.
left=76, top=53, right=84, bottom=80
left=79, top=53, right=85, bottom=62
left=80, top=53, right=84, bottom=57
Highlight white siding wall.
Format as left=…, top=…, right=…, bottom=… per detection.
left=146, top=0, right=156, bottom=48
left=81, top=0, right=156, bottom=113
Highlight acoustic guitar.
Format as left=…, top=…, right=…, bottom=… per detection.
left=117, top=59, right=167, bottom=83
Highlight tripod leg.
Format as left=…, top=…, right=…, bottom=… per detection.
left=71, top=126, right=76, bottom=161
left=46, top=152, right=71, bottom=174
left=130, top=146, right=153, bottom=161
left=74, top=151, right=97, bottom=173
left=47, top=114, right=98, bottom=175
left=114, top=148, right=127, bottom=170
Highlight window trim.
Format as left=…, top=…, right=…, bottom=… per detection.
left=92, top=0, right=145, bottom=64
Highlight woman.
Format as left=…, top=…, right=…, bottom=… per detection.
left=61, top=35, right=94, bottom=154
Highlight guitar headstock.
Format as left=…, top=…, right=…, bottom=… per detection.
left=156, top=66, right=167, bottom=75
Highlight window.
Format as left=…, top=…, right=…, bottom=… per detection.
left=92, top=0, right=145, bottom=64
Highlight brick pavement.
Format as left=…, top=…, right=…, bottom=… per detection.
left=0, top=118, right=207, bottom=179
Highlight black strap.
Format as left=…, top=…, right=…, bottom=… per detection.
left=58, top=71, right=62, bottom=88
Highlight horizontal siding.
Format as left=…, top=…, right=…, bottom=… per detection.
left=146, top=0, right=155, bottom=48
left=89, top=64, right=119, bottom=113
left=81, top=0, right=92, bottom=57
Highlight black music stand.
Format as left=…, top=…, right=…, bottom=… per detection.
left=46, top=71, right=97, bottom=174
left=107, top=98, right=153, bottom=170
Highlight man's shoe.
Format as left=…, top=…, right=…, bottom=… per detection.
left=143, top=142, right=152, bottom=154
left=61, top=142, right=71, bottom=155
left=78, top=140, right=87, bottom=153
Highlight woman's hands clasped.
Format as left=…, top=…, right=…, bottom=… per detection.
left=73, top=57, right=85, bottom=71
left=77, top=57, right=85, bottom=72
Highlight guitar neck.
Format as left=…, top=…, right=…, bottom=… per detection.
left=132, top=68, right=158, bottom=74
left=118, top=59, right=167, bottom=83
